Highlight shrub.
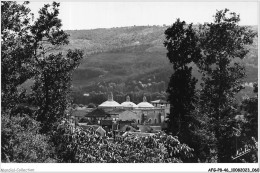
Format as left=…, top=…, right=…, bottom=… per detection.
left=1, top=114, right=51, bottom=163
left=51, top=119, right=193, bottom=163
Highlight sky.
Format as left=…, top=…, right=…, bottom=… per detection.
left=28, top=1, right=258, bottom=30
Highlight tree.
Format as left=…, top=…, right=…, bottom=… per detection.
left=87, top=103, right=96, bottom=108
left=195, top=9, right=256, bottom=162
left=1, top=1, right=44, bottom=162
left=1, top=1, right=83, bottom=161
left=29, top=2, right=83, bottom=134
left=2, top=1, right=83, bottom=134
left=1, top=1, right=34, bottom=113
left=232, top=82, right=258, bottom=163
left=31, top=49, right=83, bottom=134
left=241, top=83, right=258, bottom=140
left=1, top=114, right=51, bottom=162
left=164, top=19, right=202, bottom=162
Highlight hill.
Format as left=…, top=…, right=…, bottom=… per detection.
left=63, top=25, right=258, bottom=105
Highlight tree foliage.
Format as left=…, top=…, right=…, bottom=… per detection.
left=1, top=114, right=51, bottom=162
left=164, top=19, right=200, bottom=134
left=1, top=1, right=83, bottom=132
left=51, top=120, right=193, bottom=163
left=32, top=49, right=83, bottom=134
left=228, top=83, right=258, bottom=163
left=164, top=19, right=204, bottom=162
left=164, top=9, right=256, bottom=163
left=195, top=9, right=256, bottom=162
left=241, top=83, right=258, bottom=140
left=1, top=1, right=83, bottom=162
left=1, top=1, right=34, bottom=112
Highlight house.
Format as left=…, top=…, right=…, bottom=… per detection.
left=122, top=131, right=156, bottom=137
left=100, top=119, right=113, bottom=132
left=96, top=126, right=106, bottom=137
left=150, top=99, right=169, bottom=107
left=137, top=125, right=153, bottom=133
left=151, top=99, right=170, bottom=115
left=137, top=125, right=163, bottom=133
left=78, top=124, right=106, bottom=137
left=120, top=125, right=137, bottom=132
left=150, top=126, right=162, bottom=132
left=106, top=109, right=126, bottom=121
left=117, top=120, right=135, bottom=130
left=118, top=110, right=140, bottom=123
left=72, top=107, right=93, bottom=122
left=85, top=108, right=109, bottom=123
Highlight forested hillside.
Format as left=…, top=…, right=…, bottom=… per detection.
left=66, top=25, right=257, bottom=105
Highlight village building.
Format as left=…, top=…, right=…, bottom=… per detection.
left=150, top=99, right=169, bottom=108
left=84, top=108, right=108, bottom=122
left=133, top=96, right=166, bottom=124
left=122, top=131, right=156, bottom=137
left=136, top=96, right=154, bottom=108
left=72, top=107, right=93, bottom=123
left=100, top=119, right=113, bottom=132
left=151, top=99, right=170, bottom=115
left=117, top=120, right=136, bottom=130
left=73, top=93, right=168, bottom=134
left=98, top=92, right=122, bottom=111
left=120, top=125, right=137, bottom=132
left=106, top=109, right=126, bottom=121
left=118, top=110, right=140, bottom=123
left=78, top=124, right=106, bottom=137
left=121, top=95, right=138, bottom=110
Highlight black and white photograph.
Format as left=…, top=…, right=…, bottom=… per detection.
left=1, top=0, right=259, bottom=172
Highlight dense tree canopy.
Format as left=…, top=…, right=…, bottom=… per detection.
left=1, top=1, right=83, bottom=162
left=196, top=9, right=256, bottom=162
left=51, top=120, right=193, bottom=163
left=164, top=9, right=257, bottom=163
left=164, top=19, right=200, bottom=135
left=164, top=19, right=206, bottom=162
left=241, top=83, right=258, bottom=140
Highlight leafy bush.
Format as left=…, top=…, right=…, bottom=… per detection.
left=51, top=120, right=193, bottom=163
left=1, top=114, right=51, bottom=163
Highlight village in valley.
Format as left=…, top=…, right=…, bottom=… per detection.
left=71, top=93, right=170, bottom=139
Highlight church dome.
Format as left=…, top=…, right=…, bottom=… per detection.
left=137, top=96, right=154, bottom=108
left=98, top=92, right=122, bottom=108
left=121, top=96, right=138, bottom=108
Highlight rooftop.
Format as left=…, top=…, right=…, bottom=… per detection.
left=86, top=108, right=108, bottom=117
left=121, top=95, right=138, bottom=108
left=137, top=96, right=154, bottom=108
left=150, top=99, right=168, bottom=104
left=98, top=92, right=122, bottom=108
left=72, top=108, right=93, bottom=117
left=122, top=131, right=156, bottom=137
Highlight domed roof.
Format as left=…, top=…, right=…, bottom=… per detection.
left=137, top=96, right=154, bottom=108
left=121, top=96, right=138, bottom=108
left=98, top=92, right=122, bottom=108
left=99, top=100, right=122, bottom=108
